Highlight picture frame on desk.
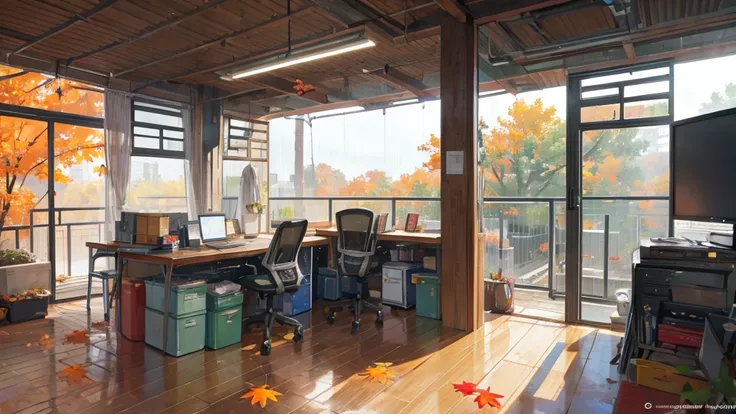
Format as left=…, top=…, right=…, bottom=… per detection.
left=404, top=213, right=420, bottom=233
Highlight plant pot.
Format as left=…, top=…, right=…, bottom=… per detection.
left=484, top=278, right=514, bottom=313
left=3, top=296, right=49, bottom=324
left=0, top=261, right=51, bottom=295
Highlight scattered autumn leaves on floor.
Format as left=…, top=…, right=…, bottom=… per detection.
left=453, top=381, right=504, bottom=409
left=39, top=334, right=55, bottom=349
left=59, top=364, right=87, bottom=385
left=241, top=385, right=281, bottom=408
left=63, top=329, right=89, bottom=345
left=359, top=362, right=396, bottom=384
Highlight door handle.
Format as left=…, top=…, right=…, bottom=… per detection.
left=567, top=188, right=579, bottom=210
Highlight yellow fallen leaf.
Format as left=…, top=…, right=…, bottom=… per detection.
left=282, top=333, right=294, bottom=341
left=56, top=275, right=67, bottom=283
left=242, top=344, right=256, bottom=351
left=39, top=334, right=55, bottom=349
left=59, top=364, right=87, bottom=385
left=241, top=385, right=282, bottom=408
left=359, top=362, right=396, bottom=384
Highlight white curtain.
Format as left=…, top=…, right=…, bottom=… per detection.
left=183, top=107, right=200, bottom=220
left=104, top=91, right=132, bottom=242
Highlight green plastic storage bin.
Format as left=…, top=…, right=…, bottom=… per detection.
left=206, top=306, right=242, bottom=350
left=145, top=307, right=205, bottom=357
left=415, top=274, right=441, bottom=320
left=145, top=279, right=206, bottom=316
left=206, top=291, right=243, bottom=311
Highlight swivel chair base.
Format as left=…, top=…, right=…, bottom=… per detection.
left=243, top=296, right=304, bottom=356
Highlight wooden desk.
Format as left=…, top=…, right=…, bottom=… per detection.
left=315, top=228, right=441, bottom=245
left=86, top=234, right=328, bottom=353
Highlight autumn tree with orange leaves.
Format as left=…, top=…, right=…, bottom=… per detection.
left=0, top=64, right=104, bottom=237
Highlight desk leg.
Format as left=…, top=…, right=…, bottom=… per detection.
left=162, top=265, right=173, bottom=355
left=328, top=237, right=337, bottom=268
left=116, top=255, right=124, bottom=334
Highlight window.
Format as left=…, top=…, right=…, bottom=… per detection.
left=132, top=101, right=185, bottom=158
left=224, top=117, right=268, bottom=159
left=128, top=100, right=187, bottom=213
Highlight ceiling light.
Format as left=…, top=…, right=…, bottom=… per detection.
left=492, top=60, right=510, bottom=67
left=309, top=106, right=364, bottom=118
left=222, top=34, right=375, bottom=80
left=391, top=98, right=419, bottom=105
left=479, top=90, right=506, bottom=97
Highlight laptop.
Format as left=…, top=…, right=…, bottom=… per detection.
left=198, top=213, right=247, bottom=249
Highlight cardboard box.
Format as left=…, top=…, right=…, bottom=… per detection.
left=148, top=216, right=168, bottom=236
left=423, top=256, right=437, bottom=271
left=136, top=215, right=148, bottom=235
left=632, top=359, right=710, bottom=395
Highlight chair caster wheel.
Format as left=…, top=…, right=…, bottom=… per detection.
left=327, top=313, right=336, bottom=324
left=375, top=311, right=383, bottom=327
left=351, top=320, right=360, bottom=333
left=260, top=340, right=272, bottom=356
left=293, top=326, right=304, bottom=343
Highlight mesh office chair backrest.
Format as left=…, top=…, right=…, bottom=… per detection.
left=336, top=209, right=376, bottom=276
left=263, top=220, right=308, bottom=293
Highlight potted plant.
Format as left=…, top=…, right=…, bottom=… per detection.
left=484, top=271, right=514, bottom=313
left=0, top=247, right=51, bottom=296
left=0, top=286, right=50, bottom=323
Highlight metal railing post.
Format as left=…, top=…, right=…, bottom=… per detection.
left=29, top=211, right=34, bottom=253
left=328, top=199, right=333, bottom=224
left=67, top=224, right=72, bottom=277
left=499, top=211, right=504, bottom=275
left=548, top=200, right=555, bottom=300
left=391, top=199, right=396, bottom=227
left=603, top=214, right=610, bottom=299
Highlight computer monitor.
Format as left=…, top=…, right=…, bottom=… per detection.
left=198, top=214, right=228, bottom=242
left=671, top=107, right=736, bottom=226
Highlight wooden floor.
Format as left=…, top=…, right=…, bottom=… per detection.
left=0, top=299, right=624, bottom=414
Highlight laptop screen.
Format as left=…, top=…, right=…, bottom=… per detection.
left=199, top=215, right=227, bottom=242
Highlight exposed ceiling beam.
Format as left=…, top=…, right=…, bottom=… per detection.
left=467, top=0, right=571, bottom=25
left=12, top=0, right=118, bottom=55
left=349, top=0, right=405, bottom=33
left=65, top=0, right=231, bottom=65
left=394, top=26, right=440, bottom=43
left=0, top=26, right=34, bottom=42
left=198, top=88, right=269, bottom=105
left=362, top=65, right=435, bottom=98
left=112, top=7, right=312, bottom=78
left=497, top=79, right=519, bottom=95
left=433, top=0, right=471, bottom=22
left=252, top=74, right=329, bottom=104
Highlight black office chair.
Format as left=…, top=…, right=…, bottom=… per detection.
left=326, top=208, right=383, bottom=332
left=239, top=220, right=308, bottom=356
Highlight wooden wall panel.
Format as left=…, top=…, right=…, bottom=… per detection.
left=439, top=13, right=480, bottom=331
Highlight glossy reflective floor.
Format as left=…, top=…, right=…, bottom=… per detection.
left=0, top=300, right=623, bottom=413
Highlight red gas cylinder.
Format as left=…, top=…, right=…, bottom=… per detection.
left=121, top=280, right=145, bottom=341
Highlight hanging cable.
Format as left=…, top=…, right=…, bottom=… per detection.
left=287, top=0, right=292, bottom=56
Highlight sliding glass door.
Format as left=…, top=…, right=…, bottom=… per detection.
left=566, top=63, right=674, bottom=323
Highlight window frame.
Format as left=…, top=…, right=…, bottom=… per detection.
left=223, top=115, right=268, bottom=161
left=131, top=99, right=186, bottom=159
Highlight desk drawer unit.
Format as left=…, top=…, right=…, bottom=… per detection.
left=145, top=279, right=206, bottom=316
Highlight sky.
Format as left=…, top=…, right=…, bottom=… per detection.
left=269, top=54, right=736, bottom=183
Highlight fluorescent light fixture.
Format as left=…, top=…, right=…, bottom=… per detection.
left=224, top=35, right=376, bottom=80
left=492, top=60, right=510, bottom=67
left=309, top=106, right=364, bottom=118
left=391, top=98, right=419, bottom=105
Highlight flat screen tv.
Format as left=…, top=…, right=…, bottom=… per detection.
left=671, top=107, right=736, bottom=225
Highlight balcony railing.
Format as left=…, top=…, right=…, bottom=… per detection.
left=228, top=195, right=670, bottom=302
left=2, top=207, right=105, bottom=279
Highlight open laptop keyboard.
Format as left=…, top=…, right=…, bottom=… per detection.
left=207, top=241, right=247, bottom=249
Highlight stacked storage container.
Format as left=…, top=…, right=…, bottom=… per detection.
left=414, top=273, right=441, bottom=319
left=205, top=287, right=243, bottom=350
left=275, top=246, right=313, bottom=316
left=144, top=279, right=206, bottom=357
left=381, top=262, right=422, bottom=309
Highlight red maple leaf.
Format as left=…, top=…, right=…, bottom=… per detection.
left=474, top=387, right=503, bottom=409
left=452, top=381, right=478, bottom=396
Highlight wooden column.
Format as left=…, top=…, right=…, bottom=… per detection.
left=440, top=12, right=482, bottom=331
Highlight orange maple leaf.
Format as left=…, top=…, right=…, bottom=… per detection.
left=452, top=381, right=478, bottom=396
left=56, top=275, right=67, bottom=283
left=474, top=386, right=503, bottom=409
left=91, top=321, right=108, bottom=330
left=63, top=329, right=89, bottom=345
left=59, top=364, right=87, bottom=385
left=39, top=334, right=55, bottom=349
left=359, top=362, right=396, bottom=384
left=241, top=385, right=282, bottom=408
